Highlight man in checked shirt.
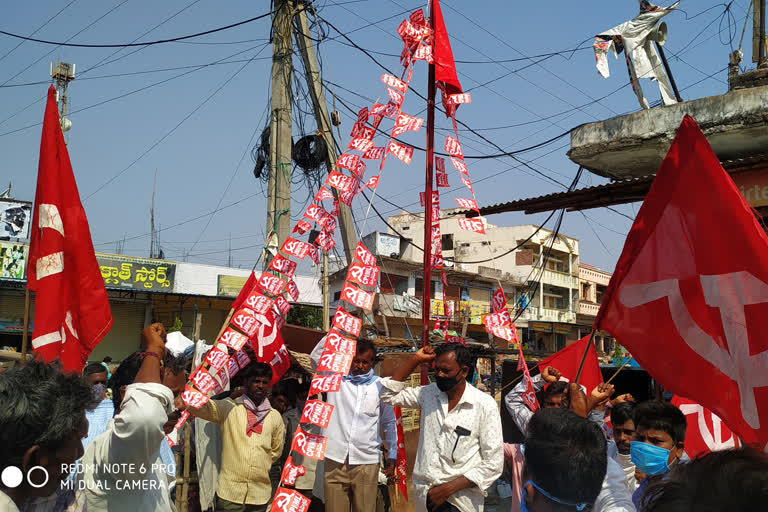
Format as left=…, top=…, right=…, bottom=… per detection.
left=380, top=343, right=504, bottom=512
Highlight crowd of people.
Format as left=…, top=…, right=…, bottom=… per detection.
left=1, top=322, right=767, bottom=512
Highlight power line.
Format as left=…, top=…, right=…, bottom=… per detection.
left=83, top=45, right=267, bottom=200
left=0, top=11, right=272, bottom=48
left=0, top=0, right=79, bottom=63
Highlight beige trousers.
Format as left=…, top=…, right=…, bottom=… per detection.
left=323, top=459, right=379, bottom=512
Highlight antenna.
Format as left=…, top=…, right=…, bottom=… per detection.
left=228, top=232, right=232, bottom=267
left=150, top=169, right=158, bottom=258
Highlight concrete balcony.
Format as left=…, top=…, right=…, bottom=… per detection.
left=578, top=301, right=601, bottom=317
left=521, top=306, right=576, bottom=324
left=375, top=293, right=421, bottom=319
left=568, top=84, right=768, bottom=180
left=540, top=268, right=579, bottom=289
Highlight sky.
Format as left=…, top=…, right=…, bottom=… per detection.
left=0, top=0, right=758, bottom=273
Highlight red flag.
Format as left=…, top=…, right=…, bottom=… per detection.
left=596, top=116, right=768, bottom=450
left=537, top=335, right=602, bottom=394
left=393, top=407, right=409, bottom=501
left=232, top=272, right=258, bottom=310
left=432, top=0, right=462, bottom=97
left=519, top=346, right=539, bottom=412
left=671, top=396, right=741, bottom=458
left=27, top=86, right=112, bottom=371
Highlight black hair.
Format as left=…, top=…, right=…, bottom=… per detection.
left=524, top=408, right=607, bottom=510
left=634, top=401, right=687, bottom=445
left=611, top=402, right=636, bottom=427
left=102, top=356, right=113, bottom=363
left=164, top=352, right=190, bottom=376
left=271, top=381, right=297, bottom=407
left=355, top=338, right=376, bottom=358
left=108, top=352, right=143, bottom=410
left=0, top=360, right=93, bottom=470
left=537, top=381, right=570, bottom=408
left=434, top=342, right=474, bottom=371
left=639, top=448, right=768, bottom=512
left=83, top=362, right=108, bottom=377
left=242, top=362, right=273, bottom=381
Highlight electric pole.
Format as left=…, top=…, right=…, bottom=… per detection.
left=294, top=5, right=357, bottom=265
left=265, top=0, right=294, bottom=267
left=757, top=0, right=767, bottom=68
left=50, top=60, right=74, bottom=139
left=150, top=168, right=157, bottom=258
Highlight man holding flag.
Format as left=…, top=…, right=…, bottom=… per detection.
left=26, top=85, right=112, bottom=371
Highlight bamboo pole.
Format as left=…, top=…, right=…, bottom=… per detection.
left=605, top=356, right=634, bottom=386
left=20, top=288, right=31, bottom=362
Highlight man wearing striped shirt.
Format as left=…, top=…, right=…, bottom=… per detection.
left=188, top=362, right=285, bottom=512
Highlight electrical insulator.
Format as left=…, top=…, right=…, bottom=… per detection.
left=331, top=110, right=341, bottom=126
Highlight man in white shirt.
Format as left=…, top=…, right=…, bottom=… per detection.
left=379, top=343, right=504, bottom=512
left=309, top=337, right=397, bottom=512
left=77, top=323, right=184, bottom=512
left=0, top=360, right=92, bottom=512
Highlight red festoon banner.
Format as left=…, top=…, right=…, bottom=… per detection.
left=324, top=329, right=357, bottom=355
left=300, top=400, right=335, bottom=429
left=270, top=487, right=310, bottom=512
left=204, top=346, right=230, bottom=371
left=671, top=395, right=741, bottom=458
left=290, top=427, right=328, bottom=460
left=393, top=407, right=409, bottom=501
left=27, top=86, right=113, bottom=371
left=332, top=306, right=362, bottom=337
left=218, top=327, right=249, bottom=351
left=268, top=254, right=297, bottom=278
left=308, top=373, right=343, bottom=396
left=457, top=217, right=485, bottom=235
left=491, top=287, right=508, bottom=313
left=538, top=335, right=602, bottom=395
left=353, top=242, right=376, bottom=266
left=316, top=350, right=354, bottom=374
left=346, top=262, right=380, bottom=287
left=279, top=456, right=306, bottom=487
left=595, top=116, right=768, bottom=450
left=340, top=283, right=375, bottom=310
left=518, top=346, right=539, bottom=412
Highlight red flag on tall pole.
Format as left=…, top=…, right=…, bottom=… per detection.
left=27, top=86, right=112, bottom=372
left=595, top=115, right=768, bottom=450
left=432, top=0, right=462, bottom=95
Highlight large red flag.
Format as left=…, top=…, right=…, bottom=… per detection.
left=537, top=335, right=602, bottom=394
left=27, top=86, right=112, bottom=371
left=596, top=115, right=768, bottom=451
left=432, top=0, right=462, bottom=96
left=671, top=395, right=740, bottom=459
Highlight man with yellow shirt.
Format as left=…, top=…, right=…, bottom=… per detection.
left=189, top=362, right=285, bottom=512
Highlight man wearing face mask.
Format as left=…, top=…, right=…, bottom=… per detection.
left=309, top=337, right=397, bottom=512
left=629, top=401, right=686, bottom=508
left=380, top=343, right=504, bottom=512
left=81, top=363, right=115, bottom=452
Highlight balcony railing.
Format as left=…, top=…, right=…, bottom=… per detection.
left=520, top=306, right=576, bottom=324
left=578, top=302, right=601, bottom=317
left=539, top=268, right=579, bottom=289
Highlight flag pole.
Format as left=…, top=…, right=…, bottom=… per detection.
left=605, top=356, right=634, bottom=385
left=419, top=0, right=437, bottom=386
left=573, top=329, right=597, bottom=385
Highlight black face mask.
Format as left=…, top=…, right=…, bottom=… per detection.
left=435, top=374, right=460, bottom=392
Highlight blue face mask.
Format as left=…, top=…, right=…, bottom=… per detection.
left=630, top=441, right=671, bottom=476
left=520, top=480, right=588, bottom=512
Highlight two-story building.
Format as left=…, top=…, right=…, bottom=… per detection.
left=577, top=262, right=616, bottom=355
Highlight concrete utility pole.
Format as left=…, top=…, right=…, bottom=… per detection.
left=758, top=0, right=767, bottom=68
left=265, top=0, right=294, bottom=266
left=294, top=6, right=357, bottom=265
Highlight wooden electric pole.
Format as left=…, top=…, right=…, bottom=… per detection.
left=265, top=0, right=294, bottom=266
left=294, top=6, right=357, bottom=265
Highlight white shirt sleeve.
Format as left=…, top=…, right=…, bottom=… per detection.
left=309, top=336, right=326, bottom=372
left=379, top=400, right=398, bottom=460
left=504, top=373, right=545, bottom=432
left=593, top=457, right=637, bottom=512
left=379, top=377, right=422, bottom=410
left=463, top=396, right=505, bottom=492
left=104, top=383, right=174, bottom=469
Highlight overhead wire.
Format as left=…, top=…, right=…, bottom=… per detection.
left=0, top=0, right=79, bottom=63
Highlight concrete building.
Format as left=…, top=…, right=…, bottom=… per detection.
left=330, top=210, right=584, bottom=353
left=0, top=244, right=320, bottom=363
left=577, top=262, right=615, bottom=355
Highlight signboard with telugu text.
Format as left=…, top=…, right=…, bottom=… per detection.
left=97, top=254, right=175, bottom=292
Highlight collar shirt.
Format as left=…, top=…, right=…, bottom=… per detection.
left=0, top=489, right=19, bottom=512
left=309, top=339, right=398, bottom=466
left=77, top=383, right=175, bottom=512
left=380, top=378, right=504, bottom=512
left=83, top=399, right=115, bottom=452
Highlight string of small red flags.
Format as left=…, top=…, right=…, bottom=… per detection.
left=517, top=343, right=540, bottom=412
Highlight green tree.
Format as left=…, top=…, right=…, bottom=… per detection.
left=286, top=305, right=323, bottom=330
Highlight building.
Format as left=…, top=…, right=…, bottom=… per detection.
left=329, top=209, right=585, bottom=353
left=0, top=243, right=321, bottom=362
left=577, top=262, right=615, bottom=355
